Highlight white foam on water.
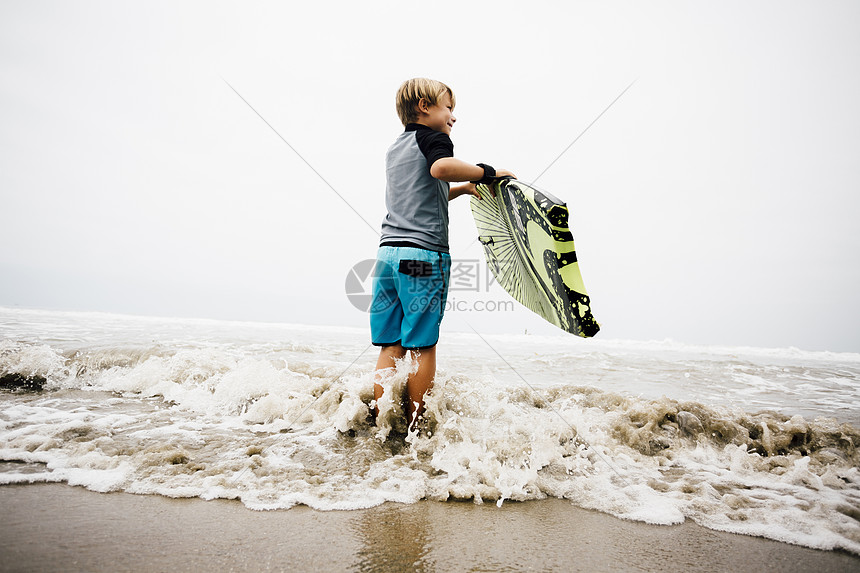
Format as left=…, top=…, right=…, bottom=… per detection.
left=2, top=307, right=859, bottom=554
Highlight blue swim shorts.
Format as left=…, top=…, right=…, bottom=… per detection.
left=370, top=246, right=451, bottom=350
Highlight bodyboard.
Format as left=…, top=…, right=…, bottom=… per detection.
left=470, top=178, right=599, bottom=337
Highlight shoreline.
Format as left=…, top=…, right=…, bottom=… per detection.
left=1, top=484, right=857, bottom=572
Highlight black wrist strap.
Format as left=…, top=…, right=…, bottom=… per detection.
left=470, top=163, right=496, bottom=185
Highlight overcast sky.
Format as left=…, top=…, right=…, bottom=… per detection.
left=2, top=1, right=858, bottom=352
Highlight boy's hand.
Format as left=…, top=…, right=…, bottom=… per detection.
left=464, top=183, right=481, bottom=199
left=478, top=170, right=515, bottom=199
left=454, top=171, right=516, bottom=200
left=449, top=182, right=484, bottom=201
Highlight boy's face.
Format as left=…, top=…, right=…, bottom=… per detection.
left=417, top=93, right=456, bottom=135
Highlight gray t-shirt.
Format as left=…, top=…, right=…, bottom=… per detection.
left=379, top=124, right=454, bottom=253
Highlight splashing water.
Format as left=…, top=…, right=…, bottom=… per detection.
left=1, top=308, right=858, bottom=553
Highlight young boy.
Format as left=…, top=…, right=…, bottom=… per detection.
left=370, top=78, right=514, bottom=430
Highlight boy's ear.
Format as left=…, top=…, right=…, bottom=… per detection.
left=416, top=97, right=431, bottom=115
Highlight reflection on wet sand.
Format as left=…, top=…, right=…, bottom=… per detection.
left=352, top=502, right=431, bottom=573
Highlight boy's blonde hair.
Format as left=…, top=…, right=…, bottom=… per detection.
left=395, top=78, right=456, bottom=126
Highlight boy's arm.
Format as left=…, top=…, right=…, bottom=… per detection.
left=449, top=183, right=479, bottom=201
left=433, top=158, right=516, bottom=200
left=430, top=157, right=486, bottom=183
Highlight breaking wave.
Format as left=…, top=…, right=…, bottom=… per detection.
left=2, top=336, right=859, bottom=554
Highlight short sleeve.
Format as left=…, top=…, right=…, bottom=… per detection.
left=414, top=129, right=454, bottom=168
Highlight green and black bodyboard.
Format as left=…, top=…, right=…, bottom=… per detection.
left=470, top=178, right=599, bottom=337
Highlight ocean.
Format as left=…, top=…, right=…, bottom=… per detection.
left=1, top=307, right=858, bottom=554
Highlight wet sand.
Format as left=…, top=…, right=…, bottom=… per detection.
left=0, top=484, right=857, bottom=572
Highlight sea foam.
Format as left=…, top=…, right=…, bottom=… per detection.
left=1, top=308, right=859, bottom=554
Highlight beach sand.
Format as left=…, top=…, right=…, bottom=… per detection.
left=1, top=484, right=857, bottom=572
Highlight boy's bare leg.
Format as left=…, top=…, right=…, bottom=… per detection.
left=373, top=343, right=406, bottom=418
left=406, top=346, right=436, bottom=430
